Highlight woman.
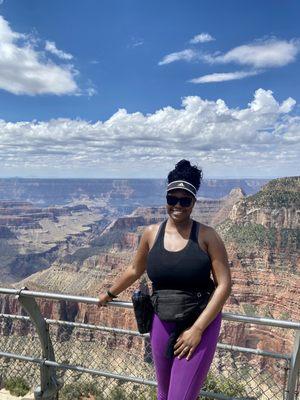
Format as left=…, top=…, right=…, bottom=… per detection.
left=98, top=159, right=232, bottom=400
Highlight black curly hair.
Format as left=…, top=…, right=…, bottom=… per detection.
left=167, top=159, right=203, bottom=193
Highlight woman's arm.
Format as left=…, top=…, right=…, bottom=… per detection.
left=98, top=225, right=151, bottom=304
left=192, top=226, right=232, bottom=333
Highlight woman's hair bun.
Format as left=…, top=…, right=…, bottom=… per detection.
left=167, top=159, right=203, bottom=192
left=175, top=159, right=191, bottom=171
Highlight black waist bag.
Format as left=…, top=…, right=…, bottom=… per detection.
left=150, top=288, right=214, bottom=322
left=150, top=287, right=215, bottom=359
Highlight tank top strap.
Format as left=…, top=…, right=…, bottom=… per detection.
left=194, top=221, right=200, bottom=242
left=157, top=218, right=168, bottom=242
left=192, top=219, right=200, bottom=242
left=151, top=219, right=168, bottom=250
left=152, top=218, right=197, bottom=251
left=162, top=218, right=196, bottom=242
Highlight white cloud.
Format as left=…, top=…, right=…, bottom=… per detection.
left=279, top=97, right=296, bottom=113
left=132, top=39, right=144, bottom=47
left=0, top=15, right=78, bottom=95
left=133, top=41, right=143, bottom=47
left=0, top=89, right=298, bottom=177
left=158, top=38, right=300, bottom=86
left=189, top=70, right=259, bottom=83
left=45, top=40, right=73, bottom=60
left=190, top=33, right=215, bottom=44
left=158, top=49, right=199, bottom=65
left=205, top=38, right=300, bottom=68
left=86, top=86, right=97, bottom=97
left=247, top=88, right=296, bottom=114
left=127, top=36, right=144, bottom=49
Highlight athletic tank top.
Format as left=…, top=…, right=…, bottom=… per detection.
left=146, top=218, right=215, bottom=291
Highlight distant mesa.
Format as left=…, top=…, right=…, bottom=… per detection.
left=0, top=177, right=269, bottom=207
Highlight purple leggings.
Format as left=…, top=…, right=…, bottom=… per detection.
left=149, top=311, right=222, bottom=400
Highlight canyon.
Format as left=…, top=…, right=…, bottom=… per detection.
left=0, top=176, right=299, bottom=398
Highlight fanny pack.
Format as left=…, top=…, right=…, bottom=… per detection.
left=150, top=287, right=214, bottom=322
left=131, top=283, right=215, bottom=335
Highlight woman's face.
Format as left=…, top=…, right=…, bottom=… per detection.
left=166, top=189, right=196, bottom=222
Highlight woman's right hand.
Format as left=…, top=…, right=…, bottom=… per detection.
left=97, top=292, right=113, bottom=308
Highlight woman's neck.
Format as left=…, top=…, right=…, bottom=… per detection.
left=167, top=217, right=193, bottom=231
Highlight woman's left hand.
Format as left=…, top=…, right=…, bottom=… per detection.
left=173, top=326, right=203, bottom=361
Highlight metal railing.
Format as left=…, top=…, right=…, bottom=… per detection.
left=0, top=286, right=299, bottom=400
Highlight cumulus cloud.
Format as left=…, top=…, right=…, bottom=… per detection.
left=0, top=15, right=78, bottom=95
left=189, top=70, right=259, bottom=83
left=204, top=38, right=300, bottom=68
left=45, top=40, right=73, bottom=60
left=190, top=33, right=215, bottom=44
left=247, top=88, right=296, bottom=114
left=158, top=49, right=199, bottom=65
left=0, top=89, right=298, bottom=177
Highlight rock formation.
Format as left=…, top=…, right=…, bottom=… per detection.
left=0, top=176, right=298, bottom=395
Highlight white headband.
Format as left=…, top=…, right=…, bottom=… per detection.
left=166, top=180, right=197, bottom=197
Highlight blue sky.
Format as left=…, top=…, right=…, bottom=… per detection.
left=0, top=0, right=299, bottom=178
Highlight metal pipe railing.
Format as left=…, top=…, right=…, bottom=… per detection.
left=0, top=287, right=299, bottom=400
left=0, top=313, right=292, bottom=360
left=1, top=286, right=299, bottom=329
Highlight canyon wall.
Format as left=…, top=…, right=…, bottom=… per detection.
left=0, top=176, right=299, bottom=393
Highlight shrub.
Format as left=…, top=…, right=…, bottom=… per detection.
left=4, top=377, right=30, bottom=397
left=109, top=385, right=157, bottom=400
left=59, top=381, right=105, bottom=400
left=201, top=371, right=248, bottom=399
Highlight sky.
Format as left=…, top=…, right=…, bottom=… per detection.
left=0, top=0, right=299, bottom=179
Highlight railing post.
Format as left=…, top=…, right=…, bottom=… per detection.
left=16, top=287, right=63, bottom=400
left=286, top=330, right=300, bottom=400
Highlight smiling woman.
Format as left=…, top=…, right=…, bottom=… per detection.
left=145, top=160, right=231, bottom=399
left=98, top=158, right=232, bottom=400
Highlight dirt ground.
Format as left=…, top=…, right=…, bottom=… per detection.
left=0, top=389, right=34, bottom=399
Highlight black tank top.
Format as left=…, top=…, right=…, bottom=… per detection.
left=146, top=218, right=215, bottom=291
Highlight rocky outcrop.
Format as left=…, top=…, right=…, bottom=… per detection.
left=0, top=201, right=111, bottom=283
left=0, top=201, right=90, bottom=229
left=213, top=176, right=300, bottom=364
left=211, top=188, right=246, bottom=226
left=229, top=177, right=299, bottom=228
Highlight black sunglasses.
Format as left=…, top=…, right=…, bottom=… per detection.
left=166, top=194, right=194, bottom=207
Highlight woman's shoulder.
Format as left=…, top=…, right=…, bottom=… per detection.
left=194, top=220, right=216, bottom=252
left=146, top=220, right=164, bottom=236
left=145, top=220, right=165, bottom=249
left=195, top=221, right=225, bottom=249
left=194, top=219, right=212, bottom=234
